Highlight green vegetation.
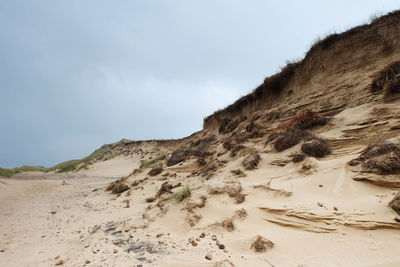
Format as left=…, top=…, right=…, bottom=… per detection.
left=171, top=185, right=191, bottom=202
left=50, top=138, right=135, bottom=173
left=139, top=154, right=166, bottom=169
left=0, top=165, right=50, bottom=178
left=0, top=138, right=135, bottom=178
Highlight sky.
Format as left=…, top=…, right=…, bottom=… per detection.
left=1, top=1, right=399, bottom=168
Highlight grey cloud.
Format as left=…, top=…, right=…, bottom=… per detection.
left=0, top=0, right=399, bottom=167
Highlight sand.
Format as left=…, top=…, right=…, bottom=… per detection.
left=1, top=103, right=400, bottom=266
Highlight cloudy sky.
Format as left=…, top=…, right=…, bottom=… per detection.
left=1, top=1, right=399, bottom=168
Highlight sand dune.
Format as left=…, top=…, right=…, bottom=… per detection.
left=2, top=10, right=400, bottom=267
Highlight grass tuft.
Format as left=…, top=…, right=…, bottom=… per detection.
left=171, top=185, right=191, bottom=202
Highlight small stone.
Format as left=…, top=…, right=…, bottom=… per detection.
left=333, top=206, right=338, bottom=211
left=395, top=216, right=400, bottom=223
left=318, top=184, right=323, bottom=188
left=219, top=244, right=225, bottom=250
left=200, top=232, right=205, bottom=238
left=156, top=233, right=163, bottom=238
left=55, top=260, right=64, bottom=266
left=216, top=241, right=221, bottom=246
left=211, top=235, right=217, bottom=241
left=113, top=249, right=118, bottom=254
left=192, top=241, right=198, bottom=247
left=0, top=249, right=5, bottom=252
left=205, top=252, right=213, bottom=260
left=189, top=237, right=194, bottom=243
left=224, top=249, right=228, bottom=253
left=196, top=237, right=201, bottom=242
left=317, top=202, right=323, bottom=207
left=85, top=260, right=91, bottom=264
left=158, top=240, right=164, bottom=245
left=54, top=256, right=60, bottom=260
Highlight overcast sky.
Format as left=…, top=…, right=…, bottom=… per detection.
left=1, top=1, right=399, bottom=168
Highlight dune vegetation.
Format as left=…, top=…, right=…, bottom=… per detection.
left=0, top=138, right=135, bottom=177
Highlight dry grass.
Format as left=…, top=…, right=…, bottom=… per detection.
left=291, top=153, right=306, bottom=163
left=231, top=169, right=246, bottom=177
left=250, top=235, right=274, bottom=253
left=354, top=138, right=400, bottom=174
left=301, top=139, right=331, bottom=158
left=156, top=181, right=174, bottom=198
left=220, top=218, right=235, bottom=232
left=106, top=178, right=130, bottom=195
left=219, top=118, right=240, bottom=134
left=279, top=110, right=328, bottom=130
left=204, top=10, right=400, bottom=130
left=241, top=152, right=260, bottom=170
left=148, top=166, right=163, bottom=176
left=273, top=128, right=313, bottom=152
left=389, top=192, right=400, bottom=215
left=372, top=61, right=400, bottom=96
left=234, top=208, right=248, bottom=220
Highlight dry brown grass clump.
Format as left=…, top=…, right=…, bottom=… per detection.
left=250, top=235, right=275, bottom=253
left=167, top=137, right=216, bottom=166
left=148, top=166, right=163, bottom=176
left=372, top=61, right=400, bottom=96
left=280, top=110, right=328, bottom=130
left=234, top=208, right=248, bottom=220
left=219, top=118, right=240, bottom=134
left=221, top=218, right=235, bottom=232
left=301, top=139, right=331, bottom=158
left=156, top=181, right=173, bottom=198
left=192, top=157, right=224, bottom=179
left=350, top=138, right=400, bottom=174
left=222, top=137, right=249, bottom=157
left=106, top=178, right=130, bottom=194
left=167, top=148, right=190, bottom=166
left=131, top=177, right=148, bottom=187
left=389, top=192, right=400, bottom=215
left=231, top=169, right=246, bottom=177
left=241, top=152, right=260, bottom=170
left=291, top=153, right=306, bottom=163
left=273, top=128, right=313, bottom=152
